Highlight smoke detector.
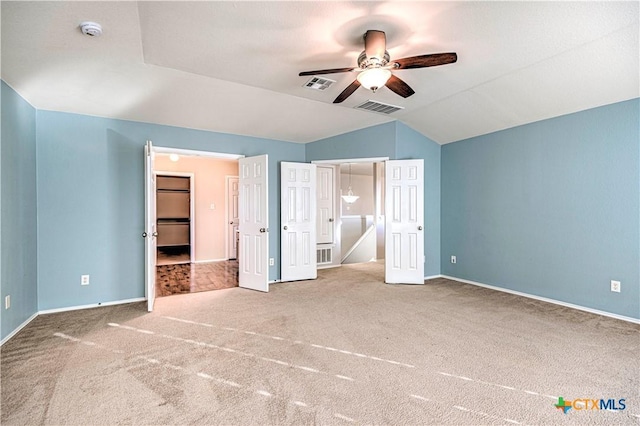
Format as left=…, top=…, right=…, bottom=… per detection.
left=80, top=22, right=103, bottom=37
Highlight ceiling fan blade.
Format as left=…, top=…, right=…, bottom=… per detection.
left=299, top=67, right=355, bottom=76
left=386, top=74, right=415, bottom=98
left=393, top=52, right=457, bottom=70
left=364, top=30, right=387, bottom=60
left=333, top=80, right=361, bottom=103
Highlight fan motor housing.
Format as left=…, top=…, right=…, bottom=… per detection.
left=357, top=50, right=390, bottom=69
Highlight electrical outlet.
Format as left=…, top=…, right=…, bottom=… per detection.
left=5, top=295, right=10, bottom=310
left=81, top=275, right=90, bottom=286
left=611, top=280, right=621, bottom=293
left=269, top=258, right=275, bottom=266
left=450, top=255, right=457, bottom=264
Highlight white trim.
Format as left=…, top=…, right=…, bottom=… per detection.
left=193, top=258, right=228, bottom=264
left=424, top=274, right=444, bottom=280
left=441, top=275, right=640, bottom=325
left=312, top=157, right=389, bottom=164
left=318, top=264, right=341, bottom=270
left=154, top=171, right=196, bottom=263
left=154, top=146, right=244, bottom=160
left=0, top=312, right=39, bottom=346
left=38, top=298, right=146, bottom=315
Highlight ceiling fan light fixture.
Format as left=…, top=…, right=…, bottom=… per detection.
left=357, top=68, right=391, bottom=92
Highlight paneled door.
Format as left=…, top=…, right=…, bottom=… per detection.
left=144, top=140, right=157, bottom=311
left=238, top=155, right=269, bottom=292
left=316, top=166, right=334, bottom=244
left=227, top=176, right=239, bottom=259
left=281, top=162, right=317, bottom=282
left=385, top=159, right=424, bottom=284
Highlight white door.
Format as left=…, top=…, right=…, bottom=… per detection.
left=238, top=155, right=269, bottom=292
left=316, top=166, right=334, bottom=244
left=385, top=159, right=424, bottom=284
left=281, top=162, right=317, bottom=282
left=144, top=140, right=157, bottom=311
left=227, top=176, right=239, bottom=259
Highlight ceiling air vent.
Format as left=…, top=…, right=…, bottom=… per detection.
left=355, top=100, right=404, bottom=115
left=303, top=76, right=336, bottom=91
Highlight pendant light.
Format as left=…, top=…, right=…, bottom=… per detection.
left=341, top=164, right=359, bottom=204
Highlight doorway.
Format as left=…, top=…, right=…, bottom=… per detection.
left=153, top=153, right=240, bottom=297
left=312, top=158, right=387, bottom=270
left=312, top=157, right=425, bottom=285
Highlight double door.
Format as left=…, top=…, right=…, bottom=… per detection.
left=279, top=160, right=424, bottom=285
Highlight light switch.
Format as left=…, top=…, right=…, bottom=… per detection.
left=210, top=203, right=215, bottom=210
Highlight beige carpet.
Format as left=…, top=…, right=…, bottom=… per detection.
left=2, top=262, right=639, bottom=425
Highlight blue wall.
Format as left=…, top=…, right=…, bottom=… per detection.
left=305, top=122, right=397, bottom=161
left=396, top=123, right=441, bottom=277
left=1, top=82, right=38, bottom=340
left=306, top=121, right=442, bottom=277
left=36, top=111, right=305, bottom=310
left=441, top=99, right=640, bottom=319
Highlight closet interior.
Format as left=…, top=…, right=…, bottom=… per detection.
left=156, top=175, right=191, bottom=265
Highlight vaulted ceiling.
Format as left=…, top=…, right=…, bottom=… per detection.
left=2, top=1, right=638, bottom=144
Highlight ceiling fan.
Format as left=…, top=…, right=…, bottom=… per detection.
left=299, top=30, right=457, bottom=104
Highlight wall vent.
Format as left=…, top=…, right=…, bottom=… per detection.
left=317, top=247, right=333, bottom=265
left=355, top=100, right=404, bottom=115
left=303, top=76, right=336, bottom=91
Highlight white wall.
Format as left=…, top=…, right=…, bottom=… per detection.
left=340, top=166, right=374, bottom=216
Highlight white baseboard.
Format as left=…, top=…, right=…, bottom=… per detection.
left=424, top=274, right=444, bottom=280
left=0, top=312, right=39, bottom=346
left=38, top=297, right=146, bottom=315
left=318, top=264, right=341, bottom=270
left=193, top=258, right=228, bottom=264
left=2, top=297, right=147, bottom=346
left=441, top=275, right=640, bottom=325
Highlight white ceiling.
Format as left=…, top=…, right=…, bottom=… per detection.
left=2, top=1, right=638, bottom=144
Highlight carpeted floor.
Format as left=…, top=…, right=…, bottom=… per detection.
left=1, top=262, right=638, bottom=425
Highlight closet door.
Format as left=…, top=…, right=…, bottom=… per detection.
left=238, top=155, right=269, bottom=292
left=281, top=162, right=317, bottom=282
left=385, top=159, right=424, bottom=284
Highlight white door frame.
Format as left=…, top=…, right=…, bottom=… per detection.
left=154, top=171, right=195, bottom=263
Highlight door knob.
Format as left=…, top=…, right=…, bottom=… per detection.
left=141, top=232, right=148, bottom=238
left=259, top=228, right=267, bottom=233
left=418, top=226, right=423, bottom=231
left=230, top=221, right=234, bottom=225
left=152, top=231, right=159, bottom=237
left=328, top=218, right=334, bottom=222
left=283, top=226, right=288, bottom=230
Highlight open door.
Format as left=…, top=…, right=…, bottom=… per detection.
left=227, top=176, right=239, bottom=259
left=144, top=140, right=157, bottom=311
left=385, top=159, right=424, bottom=284
left=281, top=162, right=317, bottom=282
left=238, top=155, right=269, bottom=292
